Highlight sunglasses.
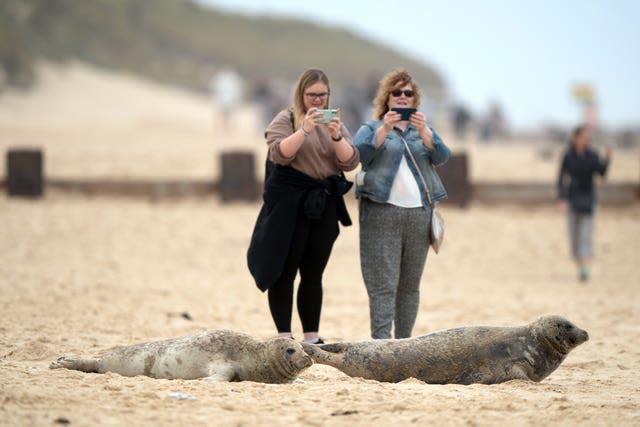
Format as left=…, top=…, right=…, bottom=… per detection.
left=390, top=89, right=414, bottom=98
left=304, top=92, right=329, bottom=99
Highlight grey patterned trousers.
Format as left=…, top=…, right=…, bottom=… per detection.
left=359, top=198, right=431, bottom=339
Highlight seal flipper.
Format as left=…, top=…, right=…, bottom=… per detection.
left=203, top=364, right=237, bottom=382
left=202, top=372, right=235, bottom=382
left=49, top=355, right=100, bottom=373
left=316, top=343, right=349, bottom=353
left=300, top=342, right=346, bottom=368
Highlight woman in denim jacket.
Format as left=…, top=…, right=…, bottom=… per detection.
left=354, top=69, right=451, bottom=339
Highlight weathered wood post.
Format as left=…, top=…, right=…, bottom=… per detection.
left=7, top=148, right=44, bottom=197
left=219, top=151, right=259, bottom=201
left=437, top=152, right=470, bottom=207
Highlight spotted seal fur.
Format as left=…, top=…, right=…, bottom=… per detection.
left=302, top=315, right=588, bottom=384
left=50, top=329, right=312, bottom=383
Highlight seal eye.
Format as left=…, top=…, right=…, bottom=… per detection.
left=286, top=348, right=296, bottom=355
left=558, top=322, right=573, bottom=331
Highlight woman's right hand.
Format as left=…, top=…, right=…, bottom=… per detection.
left=382, top=110, right=401, bottom=132
left=302, top=108, right=320, bottom=134
left=375, top=110, right=400, bottom=147
left=280, top=109, right=320, bottom=158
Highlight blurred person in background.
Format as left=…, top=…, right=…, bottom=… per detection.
left=557, top=124, right=612, bottom=282
left=247, top=69, right=359, bottom=344
left=209, top=68, right=243, bottom=128
left=354, top=69, right=451, bottom=339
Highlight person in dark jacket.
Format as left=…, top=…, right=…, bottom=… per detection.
left=247, top=69, right=359, bottom=344
left=557, top=124, right=612, bottom=282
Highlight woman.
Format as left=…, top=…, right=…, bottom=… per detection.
left=354, top=69, right=451, bottom=339
left=557, top=124, right=612, bottom=282
left=247, top=69, right=359, bottom=344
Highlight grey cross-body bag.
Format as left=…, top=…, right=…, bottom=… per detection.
left=397, top=133, right=445, bottom=254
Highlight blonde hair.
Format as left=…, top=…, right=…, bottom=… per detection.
left=372, top=69, right=422, bottom=120
left=292, top=69, right=330, bottom=129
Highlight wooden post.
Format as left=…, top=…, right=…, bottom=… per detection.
left=219, top=151, right=259, bottom=202
left=7, top=148, right=44, bottom=197
left=437, top=152, right=470, bottom=207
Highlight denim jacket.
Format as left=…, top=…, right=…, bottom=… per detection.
left=354, top=120, right=451, bottom=207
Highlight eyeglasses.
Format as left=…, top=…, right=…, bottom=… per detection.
left=304, top=92, right=329, bottom=100
left=390, top=89, right=414, bottom=98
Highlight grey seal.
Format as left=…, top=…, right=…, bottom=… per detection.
left=50, top=329, right=312, bottom=383
left=302, top=315, right=588, bottom=384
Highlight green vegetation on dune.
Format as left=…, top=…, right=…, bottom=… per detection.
left=0, top=0, right=445, bottom=97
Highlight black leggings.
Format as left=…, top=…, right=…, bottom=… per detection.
left=268, top=196, right=339, bottom=333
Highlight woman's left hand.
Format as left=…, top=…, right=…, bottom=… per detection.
left=326, top=110, right=342, bottom=140
left=604, top=144, right=614, bottom=160
left=410, top=112, right=434, bottom=146
left=409, top=111, right=428, bottom=130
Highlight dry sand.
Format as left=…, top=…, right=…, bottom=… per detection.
left=1, top=62, right=639, bottom=426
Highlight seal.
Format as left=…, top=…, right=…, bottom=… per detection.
left=302, top=315, right=588, bottom=384
left=50, top=329, right=313, bottom=383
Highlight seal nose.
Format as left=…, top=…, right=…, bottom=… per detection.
left=296, top=354, right=313, bottom=369
left=581, top=330, right=589, bottom=342
left=572, top=328, right=589, bottom=346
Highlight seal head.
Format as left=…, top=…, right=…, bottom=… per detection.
left=263, top=338, right=313, bottom=383
left=534, top=315, right=589, bottom=354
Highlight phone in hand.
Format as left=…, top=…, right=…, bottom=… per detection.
left=391, top=107, right=417, bottom=121
left=316, top=109, right=338, bottom=123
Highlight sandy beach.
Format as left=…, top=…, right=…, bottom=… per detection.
left=1, top=63, right=638, bottom=426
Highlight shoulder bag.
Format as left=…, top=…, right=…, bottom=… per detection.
left=397, top=133, right=445, bottom=254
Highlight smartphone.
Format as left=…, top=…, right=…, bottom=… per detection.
left=391, top=107, right=417, bottom=121
left=316, top=109, right=338, bottom=123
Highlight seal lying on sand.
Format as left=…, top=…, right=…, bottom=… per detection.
left=50, top=329, right=312, bottom=383
left=302, top=315, right=588, bottom=384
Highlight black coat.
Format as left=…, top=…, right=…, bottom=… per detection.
left=557, top=146, right=608, bottom=213
left=247, top=165, right=352, bottom=292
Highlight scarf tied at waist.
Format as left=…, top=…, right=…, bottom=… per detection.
left=247, top=165, right=353, bottom=291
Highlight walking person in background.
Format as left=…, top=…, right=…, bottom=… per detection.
left=558, top=124, right=612, bottom=282
left=354, top=69, right=451, bottom=339
left=247, top=69, right=359, bottom=344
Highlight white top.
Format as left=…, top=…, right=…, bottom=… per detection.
left=387, top=156, right=423, bottom=208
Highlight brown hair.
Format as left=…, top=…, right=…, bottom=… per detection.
left=372, top=69, right=422, bottom=120
left=571, top=124, right=588, bottom=142
left=292, top=69, right=330, bottom=130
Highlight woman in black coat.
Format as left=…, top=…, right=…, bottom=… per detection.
left=557, top=124, right=612, bottom=282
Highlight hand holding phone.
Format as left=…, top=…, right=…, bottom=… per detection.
left=391, top=108, right=417, bottom=121
left=316, top=109, right=339, bottom=123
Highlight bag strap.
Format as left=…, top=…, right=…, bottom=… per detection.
left=265, top=109, right=296, bottom=180
left=396, top=131, right=434, bottom=206
left=289, top=109, right=296, bottom=131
